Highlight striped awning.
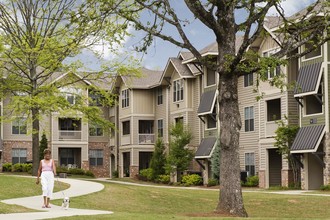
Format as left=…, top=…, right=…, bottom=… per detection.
left=195, top=137, right=217, bottom=159
left=291, top=125, right=325, bottom=153
left=197, top=90, right=216, bottom=116
left=294, top=62, right=323, bottom=97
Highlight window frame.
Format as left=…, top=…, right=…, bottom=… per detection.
left=244, top=106, right=254, bottom=132
left=157, top=119, right=164, bottom=138
left=303, top=42, right=322, bottom=61
left=89, top=123, right=104, bottom=137
left=89, top=149, right=104, bottom=166
left=173, top=79, right=184, bottom=102
left=262, top=48, right=281, bottom=79
left=243, top=73, right=253, bottom=87
left=12, top=117, right=27, bottom=135
left=206, top=68, right=216, bottom=87
left=156, top=87, right=163, bottom=105
left=122, top=120, right=130, bottom=135
left=121, top=89, right=130, bottom=108
left=266, top=98, right=281, bottom=122
left=245, top=152, right=255, bottom=176
left=12, top=148, right=27, bottom=164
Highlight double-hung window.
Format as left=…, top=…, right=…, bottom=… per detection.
left=89, top=149, right=103, bottom=166
left=12, top=148, right=27, bottom=164
left=122, top=89, right=129, bottom=108
left=157, top=119, right=163, bottom=138
left=12, top=117, right=27, bottom=135
left=244, top=106, right=254, bottom=132
left=244, top=73, right=253, bottom=87
left=245, top=153, right=255, bottom=176
left=157, top=87, right=163, bottom=105
left=173, top=79, right=184, bottom=102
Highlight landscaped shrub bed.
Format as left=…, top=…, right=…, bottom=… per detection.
left=56, top=166, right=95, bottom=177
left=181, top=174, right=203, bottom=186
left=242, top=175, right=259, bottom=187
left=2, top=163, right=32, bottom=173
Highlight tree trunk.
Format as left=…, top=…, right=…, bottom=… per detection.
left=216, top=72, right=248, bottom=217
left=31, top=107, right=40, bottom=176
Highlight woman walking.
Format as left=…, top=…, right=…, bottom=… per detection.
left=36, top=149, right=57, bottom=208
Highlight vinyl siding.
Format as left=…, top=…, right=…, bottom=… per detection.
left=155, top=86, right=168, bottom=143
left=133, top=90, right=154, bottom=114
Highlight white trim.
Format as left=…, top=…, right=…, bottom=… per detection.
left=182, top=52, right=218, bottom=64
left=262, top=25, right=282, bottom=46
left=324, top=39, right=329, bottom=133
left=171, top=108, right=194, bottom=115
left=302, top=44, right=323, bottom=62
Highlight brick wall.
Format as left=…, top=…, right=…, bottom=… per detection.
left=281, top=169, right=293, bottom=187
left=324, top=133, right=330, bottom=185
left=2, top=141, right=32, bottom=163
left=130, top=165, right=139, bottom=178
left=258, top=170, right=266, bottom=188
left=88, top=142, right=110, bottom=177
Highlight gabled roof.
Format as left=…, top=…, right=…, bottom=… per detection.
left=122, top=67, right=163, bottom=89
left=169, top=58, right=194, bottom=78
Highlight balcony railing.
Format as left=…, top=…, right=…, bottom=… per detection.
left=139, top=134, right=155, bottom=144
left=265, top=121, right=279, bottom=137
left=59, top=130, right=82, bottom=141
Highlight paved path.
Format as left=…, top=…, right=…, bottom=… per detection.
left=0, top=177, right=113, bottom=220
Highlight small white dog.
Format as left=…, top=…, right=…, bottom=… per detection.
left=61, top=197, right=70, bottom=210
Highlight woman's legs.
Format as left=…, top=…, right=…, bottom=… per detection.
left=41, top=172, right=54, bottom=208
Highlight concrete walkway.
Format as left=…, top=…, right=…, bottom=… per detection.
left=0, top=178, right=113, bottom=220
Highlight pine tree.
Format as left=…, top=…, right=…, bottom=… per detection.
left=150, top=138, right=166, bottom=180
left=39, top=132, right=48, bottom=161
left=211, top=141, right=220, bottom=180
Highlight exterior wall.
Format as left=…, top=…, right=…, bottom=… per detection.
left=2, top=141, right=32, bottom=163
left=133, top=90, right=154, bottom=114
left=154, top=86, right=168, bottom=143
left=88, top=142, right=110, bottom=177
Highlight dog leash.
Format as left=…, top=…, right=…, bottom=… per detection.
left=56, top=177, right=66, bottom=197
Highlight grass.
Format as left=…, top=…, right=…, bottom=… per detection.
left=49, top=181, right=330, bottom=220
left=2, top=175, right=330, bottom=219
left=0, top=175, right=69, bottom=214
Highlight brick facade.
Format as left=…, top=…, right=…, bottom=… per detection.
left=2, top=141, right=32, bottom=163
left=324, top=133, right=330, bottom=185
left=258, top=170, right=266, bottom=188
left=281, top=169, right=293, bottom=187
left=130, top=165, right=139, bottom=178
left=88, top=142, right=110, bottom=177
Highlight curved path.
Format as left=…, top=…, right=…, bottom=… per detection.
left=0, top=178, right=113, bottom=220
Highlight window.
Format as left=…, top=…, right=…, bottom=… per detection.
left=89, top=124, right=104, bottom=136
left=244, top=106, right=254, bottom=132
left=263, top=49, right=281, bottom=79
left=173, top=79, right=184, bottom=102
left=122, top=89, right=130, bottom=108
left=89, top=149, right=103, bottom=166
left=59, top=148, right=75, bottom=166
left=60, top=87, right=81, bottom=105
left=206, top=68, right=216, bottom=86
left=175, top=117, right=183, bottom=125
left=139, top=120, right=154, bottom=134
left=12, top=148, right=27, bottom=164
left=156, top=87, right=163, bottom=105
left=245, top=153, right=255, bottom=176
left=267, top=99, right=281, bottom=121
left=157, top=119, right=163, bottom=137
left=244, top=73, right=253, bottom=87
left=206, top=107, right=216, bottom=129
left=89, top=90, right=102, bottom=106
left=305, top=96, right=322, bottom=115
left=59, top=118, right=81, bottom=131
left=12, top=117, right=27, bottom=134
left=122, top=121, right=130, bottom=135
left=304, top=42, right=321, bottom=60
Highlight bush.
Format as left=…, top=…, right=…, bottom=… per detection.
left=22, top=163, right=33, bottom=173
left=207, top=178, right=219, bottom=187
left=320, top=184, right=330, bottom=191
left=2, top=163, right=12, bottom=172
left=85, top=170, right=95, bottom=177
left=139, top=168, right=153, bottom=181
left=243, top=175, right=259, bottom=187
left=181, top=174, right=203, bottom=186
left=56, top=166, right=68, bottom=173
left=67, top=168, right=85, bottom=175
left=157, top=174, right=170, bottom=184
left=112, top=170, right=119, bottom=178
left=12, top=163, right=23, bottom=172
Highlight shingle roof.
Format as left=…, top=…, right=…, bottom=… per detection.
left=264, top=16, right=282, bottom=29
left=291, top=125, right=325, bottom=153
left=170, top=58, right=194, bottom=77
left=122, top=67, right=163, bottom=89
left=288, top=1, right=325, bottom=20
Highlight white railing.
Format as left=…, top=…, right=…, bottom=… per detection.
left=139, top=134, right=155, bottom=144
left=59, top=130, right=82, bottom=140
left=265, top=121, right=279, bottom=137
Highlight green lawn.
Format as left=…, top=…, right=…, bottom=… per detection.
left=2, top=175, right=330, bottom=219
left=0, top=175, right=69, bottom=214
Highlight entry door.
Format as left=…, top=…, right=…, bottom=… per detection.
left=268, top=149, right=282, bottom=186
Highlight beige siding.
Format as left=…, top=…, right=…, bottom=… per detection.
left=119, top=85, right=131, bottom=117
left=238, top=73, right=259, bottom=173
left=259, top=36, right=279, bottom=53
left=170, top=71, right=186, bottom=111
left=155, top=86, right=168, bottom=143
left=133, top=90, right=154, bottom=114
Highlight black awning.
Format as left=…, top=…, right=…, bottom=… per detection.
left=291, top=125, right=325, bottom=153
left=294, top=62, right=323, bottom=97
left=197, top=90, right=216, bottom=116
left=195, top=137, right=217, bottom=159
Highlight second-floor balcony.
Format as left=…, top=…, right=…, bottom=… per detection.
left=265, top=121, right=279, bottom=137
left=139, top=133, right=155, bottom=144
left=59, top=130, right=82, bottom=141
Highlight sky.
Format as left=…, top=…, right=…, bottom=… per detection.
left=75, top=0, right=317, bottom=72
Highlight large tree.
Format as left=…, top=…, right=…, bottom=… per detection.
left=0, top=0, right=135, bottom=175
left=111, top=0, right=330, bottom=217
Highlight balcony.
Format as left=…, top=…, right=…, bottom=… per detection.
left=139, top=134, right=155, bottom=144
left=265, top=121, right=279, bottom=137
left=59, top=130, right=82, bottom=141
